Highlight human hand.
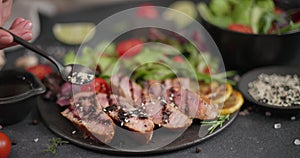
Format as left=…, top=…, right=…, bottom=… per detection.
left=0, top=18, right=33, bottom=49
left=0, top=0, right=33, bottom=49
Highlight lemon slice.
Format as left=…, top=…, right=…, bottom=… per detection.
left=163, top=1, right=197, bottom=28
left=199, top=82, right=233, bottom=104
left=53, top=23, right=96, bottom=45
left=220, top=90, right=244, bottom=115
left=210, top=83, right=233, bottom=104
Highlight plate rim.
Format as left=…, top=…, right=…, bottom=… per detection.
left=37, top=97, right=239, bottom=155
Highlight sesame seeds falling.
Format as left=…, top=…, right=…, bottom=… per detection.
left=67, top=71, right=94, bottom=85
left=248, top=73, right=300, bottom=107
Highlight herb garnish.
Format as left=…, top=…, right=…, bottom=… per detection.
left=44, top=137, right=69, bottom=154
left=201, top=114, right=230, bottom=134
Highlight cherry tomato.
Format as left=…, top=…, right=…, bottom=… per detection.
left=204, top=66, right=211, bottom=75
left=136, top=3, right=158, bottom=19
left=81, top=77, right=111, bottom=94
left=26, top=64, right=53, bottom=80
left=116, top=39, right=143, bottom=58
left=274, top=7, right=284, bottom=14
left=227, top=24, right=253, bottom=34
left=0, top=132, right=11, bottom=158
left=173, top=56, right=184, bottom=63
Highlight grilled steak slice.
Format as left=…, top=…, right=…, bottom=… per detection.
left=61, top=92, right=115, bottom=144
left=96, top=93, right=154, bottom=144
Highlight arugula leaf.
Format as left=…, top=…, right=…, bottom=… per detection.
left=277, top=21, right=300, bottom=34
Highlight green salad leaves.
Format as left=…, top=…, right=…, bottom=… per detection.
left=198, top=0, right=300, bottom=34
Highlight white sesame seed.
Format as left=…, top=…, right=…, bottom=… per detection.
left=72, top=130, right=76, bottom=134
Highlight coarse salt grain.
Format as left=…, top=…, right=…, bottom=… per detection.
left=274, top=123, right=281, bottom=129
left=294, top=139, right=300, bottom=145
left=33, top=138, right=39, bottom=143
left=265, top=111, right=271, bottom=116
left=291, top=116, right=296, bottom=121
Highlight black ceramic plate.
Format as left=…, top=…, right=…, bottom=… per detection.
left=238, top=66, right=300, bottom=112
left=37, top=97, right=238, bottom=155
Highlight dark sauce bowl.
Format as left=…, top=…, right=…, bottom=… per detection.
left=200, top=1, right=300, bottom=72
left=0, top=69, right=46, bottom=125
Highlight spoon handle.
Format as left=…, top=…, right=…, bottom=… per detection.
left=0, top=27, right=64, bottom=72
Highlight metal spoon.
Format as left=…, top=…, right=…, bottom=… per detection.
left=0, top=27, right=95, bottom=85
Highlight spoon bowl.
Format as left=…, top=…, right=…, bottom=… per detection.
left=1, top=27, right=95, bottom=85
left=62, top=64, right=95, bottom=85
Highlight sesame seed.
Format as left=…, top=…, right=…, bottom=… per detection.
left=72, top=130, right=76, bottom=134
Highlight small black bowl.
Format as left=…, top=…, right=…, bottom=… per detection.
left=238, top=66, right=300, bottom=114
left=199, top=1, right=300, bottom=72
left=0, top=69, right=46, bottom=125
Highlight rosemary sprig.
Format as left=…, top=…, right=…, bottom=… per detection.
left=201, top=114, right=230, bottom=134
left=44, top=137, right=69, bottom=155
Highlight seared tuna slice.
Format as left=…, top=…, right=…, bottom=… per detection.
left=111, top=75, right=143, bottom=104
left=96, top=93, right=154, bottom=144
left=145, top=78, right=218, bottom=120
left=166, top=87, right=218, bottom=120
left=61, top=92, right=115, bottom=144
left=140, top=94, right=192, bottom=130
